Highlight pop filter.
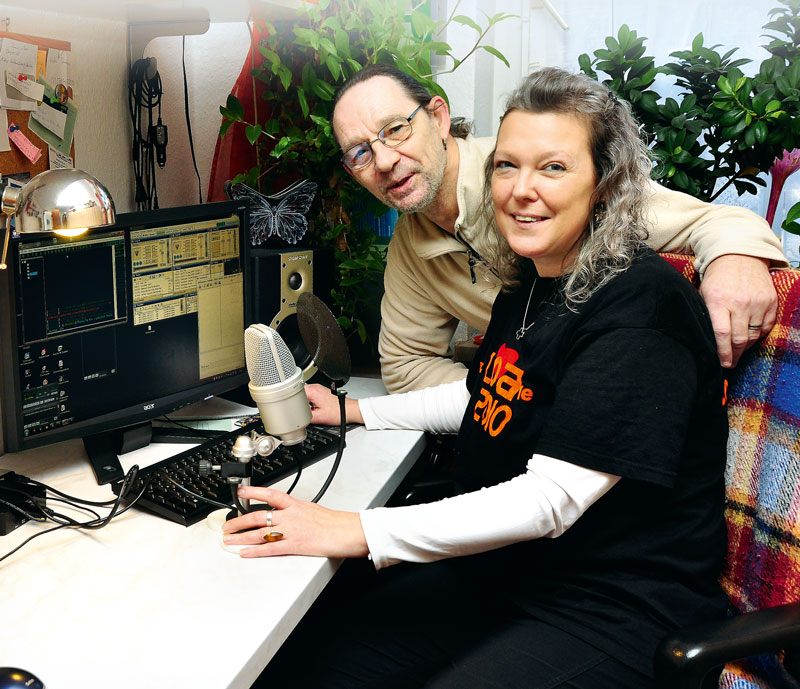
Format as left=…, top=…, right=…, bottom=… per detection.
left=296, top=292, right=351, bottom=387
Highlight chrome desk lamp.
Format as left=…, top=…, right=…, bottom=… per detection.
left=0, top=169, right=116, bottom=270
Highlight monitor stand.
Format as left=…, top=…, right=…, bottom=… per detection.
left=83, top=422, right=224, bottom=485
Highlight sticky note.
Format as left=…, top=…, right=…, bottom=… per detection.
left=8, top=124, right=42, bottom=163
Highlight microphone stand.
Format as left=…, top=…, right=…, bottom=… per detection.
left=203, top=382, right=348, bottom=517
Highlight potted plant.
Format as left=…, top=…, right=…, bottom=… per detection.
left=219, top=0, right=512, bottom=362
left=578, top=0, right=800, bottom=206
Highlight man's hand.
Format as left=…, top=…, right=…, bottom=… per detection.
left=699, top=254, right=776, bottom=368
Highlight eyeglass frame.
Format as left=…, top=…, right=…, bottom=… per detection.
left=341, top=104, right=425, bottom=172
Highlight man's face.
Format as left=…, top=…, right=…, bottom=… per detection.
left=333, top=76, right=448, bottom=213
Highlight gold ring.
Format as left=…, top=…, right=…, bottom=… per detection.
left=265, top=511, right=273, bottom=528
left=262, top=530, right=283, bottom=543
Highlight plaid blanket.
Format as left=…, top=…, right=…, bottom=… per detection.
left=661, top=254, right=800, bottom=689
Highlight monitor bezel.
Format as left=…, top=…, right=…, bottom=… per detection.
left=0, top=200, right=252, bottom=455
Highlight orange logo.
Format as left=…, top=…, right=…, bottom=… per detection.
left=474, top=344, right=534, bottom=437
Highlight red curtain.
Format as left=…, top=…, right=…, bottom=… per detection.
left=206, top=23, right=271, bottom=202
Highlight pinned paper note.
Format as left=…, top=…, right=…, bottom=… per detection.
left=8, top=124, right=42, bottom=163
left=6, top=71, right=44, bottom=101
left=32, top=100, right=66, bottom=138
left=0, top=110, right=9, bottom=153
left=48, top=145, right=73, bottom=169
left=0, top=39, right=38, bottom=110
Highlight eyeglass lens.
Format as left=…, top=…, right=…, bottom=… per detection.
left=344, top=108, right=420, bottom=171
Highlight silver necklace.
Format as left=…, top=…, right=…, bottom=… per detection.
left=515, top=277, right=538, bottom=340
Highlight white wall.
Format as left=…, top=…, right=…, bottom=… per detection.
left=0, top=4, right=134, bottom=211
left=3, top=1, right=779, bottom=217
left=436, top=0, right=568, bottom=137
left=143, top=23, right=249, bottom=209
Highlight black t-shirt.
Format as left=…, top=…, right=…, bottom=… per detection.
left=456, top=248, right=729, bottom=674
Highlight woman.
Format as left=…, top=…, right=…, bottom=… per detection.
left=224, top=68, right=729, bottom=688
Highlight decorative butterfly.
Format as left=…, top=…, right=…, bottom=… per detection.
left=225, top=179, right=317, bottom=246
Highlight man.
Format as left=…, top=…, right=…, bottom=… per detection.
left=332, top=64, right=788, bottom=393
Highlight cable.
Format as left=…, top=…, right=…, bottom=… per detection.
left=310, top=390, right=348, bottom=504
left=0, top=467, right=149, bottom=564
left=25, top=478, right=123, bottom=507
left=129, top=58, right=164, bottom=211
left=160, top=471, right=233, bottom=511
left=182, top=35, right=203, bottom=204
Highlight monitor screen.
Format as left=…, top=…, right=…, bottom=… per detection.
left=0, top=201, right=251, bottom=468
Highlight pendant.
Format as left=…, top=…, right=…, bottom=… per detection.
left=515, top=327, right=525, bottom=340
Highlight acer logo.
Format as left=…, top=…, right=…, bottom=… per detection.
left=143, top=403, right=155, bottom=411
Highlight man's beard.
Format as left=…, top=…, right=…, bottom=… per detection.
left=379, top=148, right=447, bottom=214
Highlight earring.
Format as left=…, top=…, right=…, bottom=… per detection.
left=442, top=138, right=447, bottom=151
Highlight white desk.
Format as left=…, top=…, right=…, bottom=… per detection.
left=0, top=378, right=426, bottom=689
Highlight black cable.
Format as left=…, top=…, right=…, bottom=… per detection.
left=25, top=478, right=123, bottom=507
left=129, top=58, right=163, bottom=211
left=160, top=471, right=233, bottom=511
left=182, top=35, right=203, bottom=203
left=0, top=467, right=148, bottom=564
left=311, top=390, right=348, bottom=504
left=231, top=394, right=348, bottom=517
left=284, top=458, right=302, bottom=495
left=0, top=524, right=68, bottom=564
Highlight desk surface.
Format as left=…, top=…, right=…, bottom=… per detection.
left=0, top=378, right=425, bottom=689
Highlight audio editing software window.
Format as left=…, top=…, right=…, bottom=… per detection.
left=17, top=232, right=128, bottom=437
left=130, top=216, right=244, bottom=381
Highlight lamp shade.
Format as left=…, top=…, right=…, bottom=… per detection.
left=3, top=168, right=116, bottom=234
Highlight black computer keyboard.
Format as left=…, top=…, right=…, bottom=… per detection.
left=112, top=421, right=344, bottom=526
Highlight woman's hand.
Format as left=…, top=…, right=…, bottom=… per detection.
left=221, top=485, right=369, bottom=559
left=305, top=383, right=364, bottom=426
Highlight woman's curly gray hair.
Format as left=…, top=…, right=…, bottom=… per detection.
left=483, top=67, right=652, bottom=310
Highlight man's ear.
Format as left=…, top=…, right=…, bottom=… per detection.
left=429, top=95, right=451, bottom=138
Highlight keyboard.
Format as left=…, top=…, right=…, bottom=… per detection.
left=111, top=421, right=344, bottom=526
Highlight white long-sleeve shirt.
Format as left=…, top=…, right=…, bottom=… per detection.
left=358, top=381, right=620, bottom=569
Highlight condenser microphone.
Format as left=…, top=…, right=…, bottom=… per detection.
left=244, top=324, right=311, bottom=445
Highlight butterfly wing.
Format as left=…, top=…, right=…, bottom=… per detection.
left=273, top=181, right=318, bottom=244
left=227, top=182, right=276, bottom=246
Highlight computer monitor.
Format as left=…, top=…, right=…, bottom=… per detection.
left=0, top=200, right=252, bottom=484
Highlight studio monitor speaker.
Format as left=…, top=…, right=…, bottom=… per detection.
left=250, top=246, right=334, bottom=379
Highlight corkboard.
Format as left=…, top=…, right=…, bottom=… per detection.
left=0, top=31, right=74, bottom=177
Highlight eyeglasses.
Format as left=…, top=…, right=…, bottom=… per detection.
left=342, top=104, right=424, bottom=172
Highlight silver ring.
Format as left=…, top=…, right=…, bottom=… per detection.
left=266, top=511, right=273, bottom=528
left=748, top=324, right=762, bottom=330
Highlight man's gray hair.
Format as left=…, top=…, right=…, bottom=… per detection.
left=482, top=67, right=652, bottom=309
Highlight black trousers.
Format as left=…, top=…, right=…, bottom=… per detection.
left=253, top=557, right=654, bottom=689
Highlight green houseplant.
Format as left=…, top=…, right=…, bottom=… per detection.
left=219, top=0, right=511, bottom=355
left=578, top=0, right=800, bottom=204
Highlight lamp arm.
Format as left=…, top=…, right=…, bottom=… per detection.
left=0, top=213, right=11, bottom=270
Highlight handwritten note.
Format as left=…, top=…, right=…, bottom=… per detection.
left=6, top=70, right=44, bottom=102
left=0, top=38, right=38, bottom=110
left=45, top=48, right=75, bottom=102
left=8, top=124, right=42, bottom=164
left=31, top=100, right=66, bottom=138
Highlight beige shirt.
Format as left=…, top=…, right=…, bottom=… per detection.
left=378, top=135, right=788, bottom=393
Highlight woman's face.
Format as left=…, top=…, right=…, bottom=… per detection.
left=491, top=110, right=598, bottom=277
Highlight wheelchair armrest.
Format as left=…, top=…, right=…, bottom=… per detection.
left=654, top=601, right=800, bottom=689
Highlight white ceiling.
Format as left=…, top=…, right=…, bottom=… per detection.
left=0, top=0, right=303, bottom=23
